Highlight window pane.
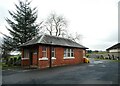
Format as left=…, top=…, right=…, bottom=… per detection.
left=52, top=47, right=54, bottom=51
left=42, top=47, right=46, bottom=51
left=71, top=49, right=74, bottom=57
left=52, top=52, right=54, bottom=57
left=42, top=47, right=47, bottom=57
left=71, top=49, right=73, bottom=52
left=64, top=50, right=66, bottom=54
left=68, top=53, right=70, bottom=57
left=71, top=53, right=74, bottom=57
left=68, top=49, right=70, bottom=52
left=64, top=53, right=66, bottom=57
left=67, top=49, right=71, bottom=57
left=51, top=47, right=55, bottom=57
left=64, top=48, right=67, bottom=57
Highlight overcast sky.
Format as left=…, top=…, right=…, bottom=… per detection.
left=0, top=0, right=119, bottom=51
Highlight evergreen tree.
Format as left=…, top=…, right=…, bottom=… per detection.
left=5, top=0, right=39, bottom=50
left=1, top=36, right=12, bottom=58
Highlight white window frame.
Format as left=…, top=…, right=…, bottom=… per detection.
left=42, top=47, right=47, bottom=58
left=51, top=47, right=56, bottom=60
left=64, top=48, right=74, bottom=59
left=39, top=47, right=48, bottom=60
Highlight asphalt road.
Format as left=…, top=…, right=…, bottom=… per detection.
left=2, top=59, right=120, bottom=84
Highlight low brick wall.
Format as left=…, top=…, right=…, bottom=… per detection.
left=21, top=59, right=30, bottom=66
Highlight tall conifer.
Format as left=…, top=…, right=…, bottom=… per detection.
left=5, top=0, right=39, bottom=50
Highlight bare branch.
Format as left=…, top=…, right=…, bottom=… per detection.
left=44, top=13, right=67, bottom=37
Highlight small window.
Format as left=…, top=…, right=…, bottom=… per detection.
left=51, top=47, right=55, bottom=57
left=42, top=47, right=47, bottom=57
left=64, top=48, right=74, bottom=57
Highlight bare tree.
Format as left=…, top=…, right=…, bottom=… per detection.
left=66, top=32, right=82, bottom=43
left=44, top=13, right=67, bottom=36
left=42, top=13, right=82, bottom=43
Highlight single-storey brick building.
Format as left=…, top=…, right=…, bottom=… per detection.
left=21, top=34, right=88, bottom=68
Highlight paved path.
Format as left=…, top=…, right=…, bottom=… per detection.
left=2, top=59, right=119, bottom=84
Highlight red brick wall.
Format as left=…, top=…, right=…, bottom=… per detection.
left=52, top=47, right=64, bottom=66
left=21, top=59, right=30, bottom=66
left=39, top=60, right=49, bottom=68
left=38, top=46, right=84, bottom=68
left=22, top=45, right=85, bottom=68
left=74, top=48, right=84, bottom=63
left=58, top=48, right=84, bottom=66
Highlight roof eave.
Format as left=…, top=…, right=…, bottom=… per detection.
left=20, top=43, right=88, bottom=49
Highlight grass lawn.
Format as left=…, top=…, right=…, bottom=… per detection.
left=1, top=62, right=21, bottom=70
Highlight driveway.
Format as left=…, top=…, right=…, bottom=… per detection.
left=2, top=59, right=119, bottom=84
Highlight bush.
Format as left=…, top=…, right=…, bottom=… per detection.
left=86, top=54, right=89, bottom=58
left=3, top=55, right=21, bottom=66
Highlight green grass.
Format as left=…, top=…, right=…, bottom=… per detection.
left=111, top=60, right=120, bottom=62
left=94, top=58, right=105, bottom=60
left=0, top=62, right=9, bottom=69
left=2, top=62, right=21, bottom=70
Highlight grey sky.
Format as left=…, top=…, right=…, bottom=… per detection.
left=0, top=0, right=119, bottom=51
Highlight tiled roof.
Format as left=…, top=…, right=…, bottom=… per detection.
left=21, top=34, right=88, bottom=49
